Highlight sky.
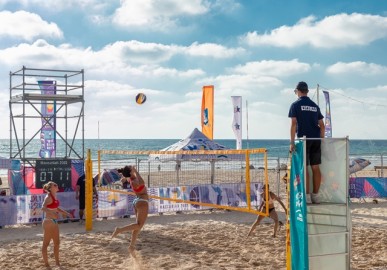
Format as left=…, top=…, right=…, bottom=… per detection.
left=1, top=0, right=387, bottom=140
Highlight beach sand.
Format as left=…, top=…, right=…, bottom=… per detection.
left=0, top=199, right=386, bottom=269
left=0, top=169, right=386, bottom=269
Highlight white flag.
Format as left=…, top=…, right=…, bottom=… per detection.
left=231, top=96, right=242, bottom=149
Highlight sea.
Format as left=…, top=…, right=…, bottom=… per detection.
left=1, top=139, right=386, bottom=174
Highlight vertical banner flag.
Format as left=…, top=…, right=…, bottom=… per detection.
left=201, top=85, right=214, bottom=140
left=231, top=96, right=242, bottom=149
left=38, top=81, right=56, bottom=158
left=323, top=90, right=332, bottom=138
left=290, top=141, right=309, bottom=270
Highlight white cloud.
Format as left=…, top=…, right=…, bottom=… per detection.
left=326, top=61, right=387, bottom=76
left=0, top=11, right=63, bottom=41
left=90, top=40, right=244, bottom=64
left=0, top=40, right=206, bottom=80
left=186, top=42, right=245, bottom=58
left=232, top=59, right=311, bottom=77
left=0, top=0, right=111, bottom=12
left=112, top=0, right=209, bottom=30
left=196, top=74, right=283, bottom=100
left=211, top=0, right=240, bottom=13
left=242, top=13, right=387, bottom=48
left=103, top=41, right=179, bottom=64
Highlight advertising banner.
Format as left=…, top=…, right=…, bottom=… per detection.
left=0, top=183, right=262, bottom=226
left=231, top=96, right=242, bottom=149
left=201, top=85, right=214, bottom=140
left=0, top=192, right=78, bottom=226
left=290, top=141, right=309, bottom=270
left=349, top=177, right=387, bottom=198
left=323, top=90, right=332, bottom=138
left=38, top=80, right=56, bottom=158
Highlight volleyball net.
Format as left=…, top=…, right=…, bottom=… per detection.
left=95, top=149, right=271, bottom=215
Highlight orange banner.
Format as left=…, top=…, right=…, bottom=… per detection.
left=201, top=85, right=214, bottom=139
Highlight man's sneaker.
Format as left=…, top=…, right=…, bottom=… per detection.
left=311, top=193, right=320, bottom=204
left=306, top=194, right=312, bottom=204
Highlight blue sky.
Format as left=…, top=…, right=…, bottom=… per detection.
left=1, top=0, right=387, bottom=140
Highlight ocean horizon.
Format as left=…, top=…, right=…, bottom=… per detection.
left=1, top=138, right=386, bottom=169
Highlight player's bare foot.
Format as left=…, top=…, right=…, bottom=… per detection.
left=129, top=245, right=136, bottom=258
left=111, top=227, right=120, bottom=238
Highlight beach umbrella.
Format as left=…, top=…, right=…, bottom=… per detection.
left=94, top=169, right=121, bottom=186
left=349, top=158, right=371, bottom=174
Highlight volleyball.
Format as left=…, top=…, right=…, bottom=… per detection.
left=135, top=93, right=147, bottom=105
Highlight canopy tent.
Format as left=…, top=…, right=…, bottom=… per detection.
left=149, top=128, right=243, bottom=184
left=150, top=128, right=242, bottom=162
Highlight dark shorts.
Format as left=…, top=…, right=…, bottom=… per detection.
left=79, top=196, right=85, bottom=210
left=306, top=140, right=321, bottom=166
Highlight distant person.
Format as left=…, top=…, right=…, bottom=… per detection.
left=112, top=165, right=148, bottom=257
left=41, top=181, right=72, bottom=268
left=76, top=173, right=98, bottom=223
left=175, top=163, right=180, bottom=171
left=247, top=185, right=287, bottom=238
left=289, top=81, right=325, bottom=204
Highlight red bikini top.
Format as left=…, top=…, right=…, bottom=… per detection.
left=128, top=178, right=145, bottom=193
left=47, top=193, right=60, bottom=209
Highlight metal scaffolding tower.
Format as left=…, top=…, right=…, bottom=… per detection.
left=9, top=66, right=85, bottom=170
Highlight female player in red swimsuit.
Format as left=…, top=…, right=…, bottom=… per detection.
left=41, top=181, right=72, bottom=267
left=247, top=184, right=287, bottom=238
left=112, top=165, right=149, bottom=256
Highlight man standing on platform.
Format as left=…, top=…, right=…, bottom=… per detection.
left=289, top=81, right=325, bottom=204
left=76, top=173, right=98, bottom=223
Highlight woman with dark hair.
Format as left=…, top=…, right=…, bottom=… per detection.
left=41, top=181, right=72, bottom=267
left=247, top=184, right=287, bottom=238
left=112, top=165, right=148, bottom=256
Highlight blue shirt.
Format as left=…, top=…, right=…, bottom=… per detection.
left=288, top=96, right=324, bottom=138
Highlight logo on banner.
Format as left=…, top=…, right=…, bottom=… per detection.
left=203, top=108, right=209, bottom=125
left=159, top=187, right=190, bottom=212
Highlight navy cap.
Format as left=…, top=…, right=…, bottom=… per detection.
left=296, top=81, right=308, bottom=91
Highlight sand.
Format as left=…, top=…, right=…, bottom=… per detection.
left=0, top=169, right=386, bottom=269
left=0, top=198, right=386, bottom=270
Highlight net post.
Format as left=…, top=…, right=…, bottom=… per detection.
left=264, top=150, right=269, bottom=215
left=98, top=150, right=101, bottom=186
left=245, top=150, right=251, bottom=210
